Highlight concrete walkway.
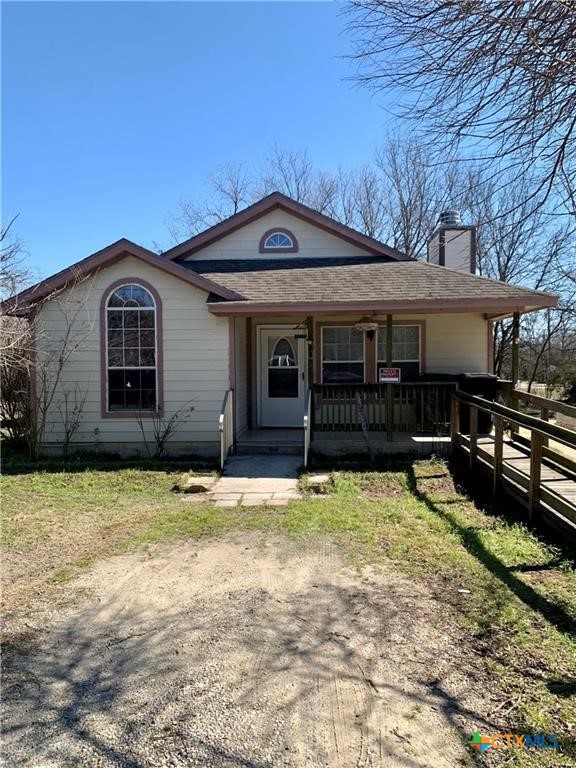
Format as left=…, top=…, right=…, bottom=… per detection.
left=209, top=455, right=302, bottom=507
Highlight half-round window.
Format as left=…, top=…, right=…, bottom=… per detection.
left=269, top=337, right=297, bottom=367
left=259, top=228, right=298, bottom=253
left=105, top=283, right=158, bottom=412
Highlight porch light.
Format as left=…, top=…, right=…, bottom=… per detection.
left=354, top=317, right=378, bottom=340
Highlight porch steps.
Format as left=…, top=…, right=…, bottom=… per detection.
left=235, top=429, right=304, bottom=456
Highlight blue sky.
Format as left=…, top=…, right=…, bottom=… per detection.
left=2, top=1, right=397, bottom=279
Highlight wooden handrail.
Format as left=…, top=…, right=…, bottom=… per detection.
left=513, top=389, right=576, bottom=419
left=453, top=388, right=576, bottom=536
left=303, top=388, right=312, bottom=468
left=454, top=389, right=576, bottom=449
left=218, top=389, right=234, bottom=470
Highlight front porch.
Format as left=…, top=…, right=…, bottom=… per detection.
left=222, top=378, right=460, bottom=467
left=235, top=426, right=452, bottom=458
left=219, top=313, right=500, bottom=467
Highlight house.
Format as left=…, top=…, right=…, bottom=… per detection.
left=4, top=192, right=557, bottom=462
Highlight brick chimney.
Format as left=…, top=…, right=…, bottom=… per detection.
left=427, top=210, right=476, bottom=273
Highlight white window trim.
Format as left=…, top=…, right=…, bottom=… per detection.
left=376, top=324, right=422, bottom=371
left=105, top=283, right=159, bottom=412
left=321, top=325, right=367, bottom=384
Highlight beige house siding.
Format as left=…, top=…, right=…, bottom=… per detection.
left=424, top=314, right=488, bottom=373
left=37, top=255, right=228, bottom=455
left=183, top=210, right=370, bottom=262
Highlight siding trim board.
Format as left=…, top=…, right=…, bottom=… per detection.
left=99, top=277, right=165, bottom=419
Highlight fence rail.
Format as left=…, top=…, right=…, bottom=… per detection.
left=218, top=389, right=234, bottom=470
left=312, top=382, right=456, bottom=434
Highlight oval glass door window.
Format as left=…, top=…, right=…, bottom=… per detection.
left=268, top=337, right=298, bottom=398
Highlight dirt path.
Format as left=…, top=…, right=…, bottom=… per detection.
left=2, top=534, right=487, bottom=767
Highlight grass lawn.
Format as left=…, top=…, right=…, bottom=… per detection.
left=2, top=458, right=575, bottom=766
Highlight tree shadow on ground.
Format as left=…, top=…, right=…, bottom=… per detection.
left=405, top=464, right=576, bottom=638
left=1, top=555, right=494, bottom=768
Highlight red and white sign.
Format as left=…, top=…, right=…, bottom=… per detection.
left=378, top=367, right=401, bottom=383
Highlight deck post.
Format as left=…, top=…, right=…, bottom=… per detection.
left=386, top=313, right=394, bottom=441
left=469, top=406, right=478, bottom=471
left=450, top=396, right=460, bottom=445
left=493, top=416, right=504, bottom=495
left=528, top=431, right=543, bottom=524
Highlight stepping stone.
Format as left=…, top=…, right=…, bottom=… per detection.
left=172, top=474, right=217, bottom=493
left=307, top=474, right=331, bottom=494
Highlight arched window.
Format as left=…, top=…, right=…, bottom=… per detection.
left=267, top=336, right=299, bottom=398
left=259, top=228, right=298, bottom=253
left=104, top=282, right=159, bottom=412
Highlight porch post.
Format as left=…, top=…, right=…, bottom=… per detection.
left=306, top=316, right=314, bottom=388
left=306, top=316, right=314, bottom=434
left=386, top=313, right=394, bottom=441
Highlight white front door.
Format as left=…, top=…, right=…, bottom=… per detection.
left=259, top=328, right=307, bottom=427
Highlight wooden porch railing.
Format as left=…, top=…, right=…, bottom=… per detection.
left=452, top=389, right=576, bottom=536
left=312, top=382, right=457, bottom=434
left=218, top=389, right=234, bottom=470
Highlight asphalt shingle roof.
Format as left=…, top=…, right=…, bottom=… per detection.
left=178, top=257, right=553, bottom=306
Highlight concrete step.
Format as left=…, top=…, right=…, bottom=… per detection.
left=235, top=442, right=303, bottom=456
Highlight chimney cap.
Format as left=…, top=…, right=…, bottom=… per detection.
left=438, top=209, right=462, bottom=227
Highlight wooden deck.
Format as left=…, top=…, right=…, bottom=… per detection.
left=452, top=389, right=576, bottom=543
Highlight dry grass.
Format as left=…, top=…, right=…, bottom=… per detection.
left=2, top=459, right=575, bottom=766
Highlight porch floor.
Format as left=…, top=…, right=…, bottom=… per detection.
left=312, top=431, right=452, bottom=456
left=236, top=428, right=451, bottom=457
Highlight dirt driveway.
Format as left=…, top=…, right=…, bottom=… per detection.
left=3, top=534, right=484, bottom=767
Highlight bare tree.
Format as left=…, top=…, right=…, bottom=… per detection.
left=23, top=279, right=96, bottom=458
left=346, top=1, right=576, bottom=219
left=56, top=384, right=89, bottom=459
left=1, top=216, right=32, bottom=300
left=0, top=316, right=33, bottom=441
left=136, top=402, right=195, bottom=459
left=459, top=170, right=576, bottom=377
left=167, top=141, right=464, bottom=254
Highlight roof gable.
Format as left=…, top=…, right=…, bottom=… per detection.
left=2, top=239, right=243, bottom=315
left=162, top=192, right=411, bottom=262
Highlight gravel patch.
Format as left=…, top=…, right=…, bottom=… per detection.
left=2, top=533, right=491, bottom=767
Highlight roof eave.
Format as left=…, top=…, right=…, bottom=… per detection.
left=207, top=295, right=558, bottom=316
left=1, top=239, right=243, bottom=316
